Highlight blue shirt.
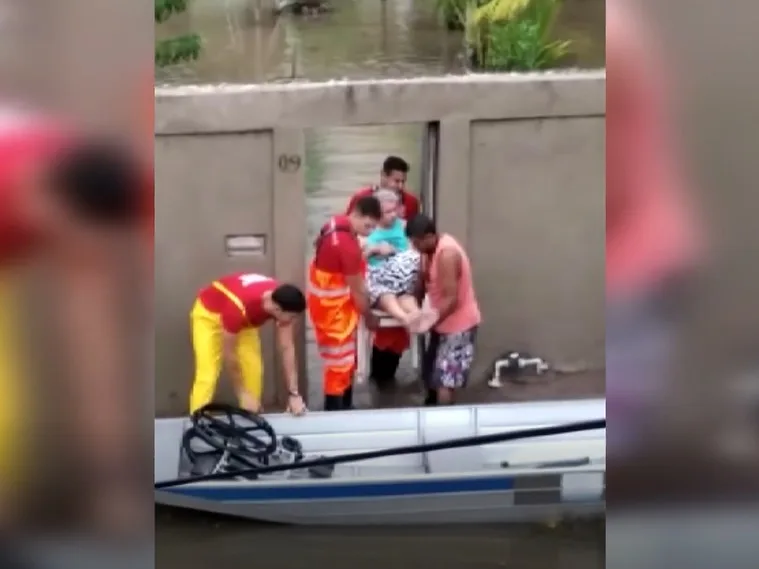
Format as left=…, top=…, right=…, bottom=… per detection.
left=365, top=219, right=409, bottom=267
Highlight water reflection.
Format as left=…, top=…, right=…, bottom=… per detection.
left=156, top=0, right=605, bottom=84
left=156, top=507, right=605, bottom=569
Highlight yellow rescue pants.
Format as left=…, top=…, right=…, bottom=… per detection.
left=189, top=299, right=263, bottom=414
left=0, top=276, right=24, bottom=492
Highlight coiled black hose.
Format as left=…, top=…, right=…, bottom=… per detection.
left=156, top=418, right=605, bottom=489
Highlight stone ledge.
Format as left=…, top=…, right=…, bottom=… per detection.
left=155, top=71, right=606, bottom=135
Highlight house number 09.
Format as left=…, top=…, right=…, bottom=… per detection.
left=277, top=154, right=301, bottom=172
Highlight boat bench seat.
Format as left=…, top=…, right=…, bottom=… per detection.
left=419, top=407, right=484, bottom=474
left=423, top=428, right=483, bottom=474
left=269, top=409, right=425, bottom=470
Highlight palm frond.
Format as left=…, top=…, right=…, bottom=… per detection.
left=471, top=0, right=531, bottom=26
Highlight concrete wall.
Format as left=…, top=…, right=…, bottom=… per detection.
left=155, top=73, right=605, bottom=416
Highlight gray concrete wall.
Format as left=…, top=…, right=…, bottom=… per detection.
left=155, top=73, right=605, bottom=416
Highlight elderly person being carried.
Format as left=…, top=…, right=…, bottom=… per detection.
left=363, top=189, right=422, bottom=329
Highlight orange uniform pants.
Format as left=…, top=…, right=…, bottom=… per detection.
left=315, top=334, right=357, bottom=396
left=308, top=305, right=358, bottom=396
left=189, top=299, right=263, bottom=414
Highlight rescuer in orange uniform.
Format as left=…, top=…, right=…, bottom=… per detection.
left=308, top=195, right=383, bottom=411
left=346, top=156, right=421, bottom=391
left=189, top=273, right=308, bottom=415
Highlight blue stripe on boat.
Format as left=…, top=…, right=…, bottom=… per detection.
left=165, top=474, right=516, bottom=502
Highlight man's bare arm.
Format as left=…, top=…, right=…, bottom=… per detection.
left=434, top=248, right=461, bottom=323
left=275, top=322, right=299, bottom=394
left=413, top=255, right=427, bottom=302
left=345, top=273, right=372, bottom=316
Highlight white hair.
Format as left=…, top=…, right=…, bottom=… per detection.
left=374, top=188, right=400, bottom=205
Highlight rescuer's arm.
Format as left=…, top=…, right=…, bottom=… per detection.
left=413, top=254, right=427, bottom=302
left=430, top=248, right=461, bottom=324
left=344, top=273, right=377, bottom=331
left=341, top=237, right=379, bottom=330
left=343, top=273, right=370, bottom=314
left=275, top=321, right=306, bottom=415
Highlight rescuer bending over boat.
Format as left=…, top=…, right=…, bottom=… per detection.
left=189, top=273, right=307, bottom=416
left=307, top=195, right=382, bottom=411
left=363, top=189, right=423, bottom=329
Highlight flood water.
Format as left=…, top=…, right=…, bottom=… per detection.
left=156, top=0, right=605, bottom=565
left=156, top=0, right=605, bottom=85
left=157, top=507, right=605, bottom=569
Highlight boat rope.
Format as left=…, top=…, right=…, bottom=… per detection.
left=155, top=418, right=605, bottom=489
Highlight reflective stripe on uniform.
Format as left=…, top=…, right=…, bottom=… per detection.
left=309, top=215, right=361, bottom=396
left=320, top=353, right=356, bottom=367
left=307, top=284, right=351, bottom=298
left=211, top=280, right=249, bottom=324
left=319, top=343, right=356, bottom=360
left=318, top=334, right=356, bottom=355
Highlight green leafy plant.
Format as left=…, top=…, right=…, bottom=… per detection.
left=470, top=0, right=530, bottom=25
left=465, top=0, right=571, bottom=71
left=155, top=0, right=202, bottom=67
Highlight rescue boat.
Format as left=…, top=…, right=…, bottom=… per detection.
left=154, top=398, right=605, bottom=525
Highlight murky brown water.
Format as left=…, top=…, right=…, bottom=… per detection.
left=156, top=0, right=605, bottom=85
left=156, top=0, right=605, bottom=564
left=157, top=507, right=605, bottom=569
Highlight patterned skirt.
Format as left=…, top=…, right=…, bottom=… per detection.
left=367, top=248, right=421, bottom=306
left=422, top=326, right=479, bottom=390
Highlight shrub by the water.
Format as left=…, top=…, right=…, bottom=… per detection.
left=464, top=0, right=572, bottom=71
left=155, top=0, right=202, bottom=67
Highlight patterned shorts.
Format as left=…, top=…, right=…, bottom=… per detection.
left=422, top=326, right=479, bottom=390
left=607, top=292, right=676, bottom=456
left=367, top=248, right=421, bottom=306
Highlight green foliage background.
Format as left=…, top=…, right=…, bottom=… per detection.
left=155, top=0, right=201, bottom=67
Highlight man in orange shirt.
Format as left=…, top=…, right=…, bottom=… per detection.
left=406, top=214, right=482, bottom=406
left=346, top=156, right=421, bottom=392
left=190, top=273, right=307, bottom=415
left=308, top=196, right=382, bottom=411
left=607, top=0, right=699, bottom=455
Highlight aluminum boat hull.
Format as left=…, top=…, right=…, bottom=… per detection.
left=155, top=399, right=605, bottom=525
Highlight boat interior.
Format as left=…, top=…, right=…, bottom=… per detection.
left=155, top=399, right=605, bottom=485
